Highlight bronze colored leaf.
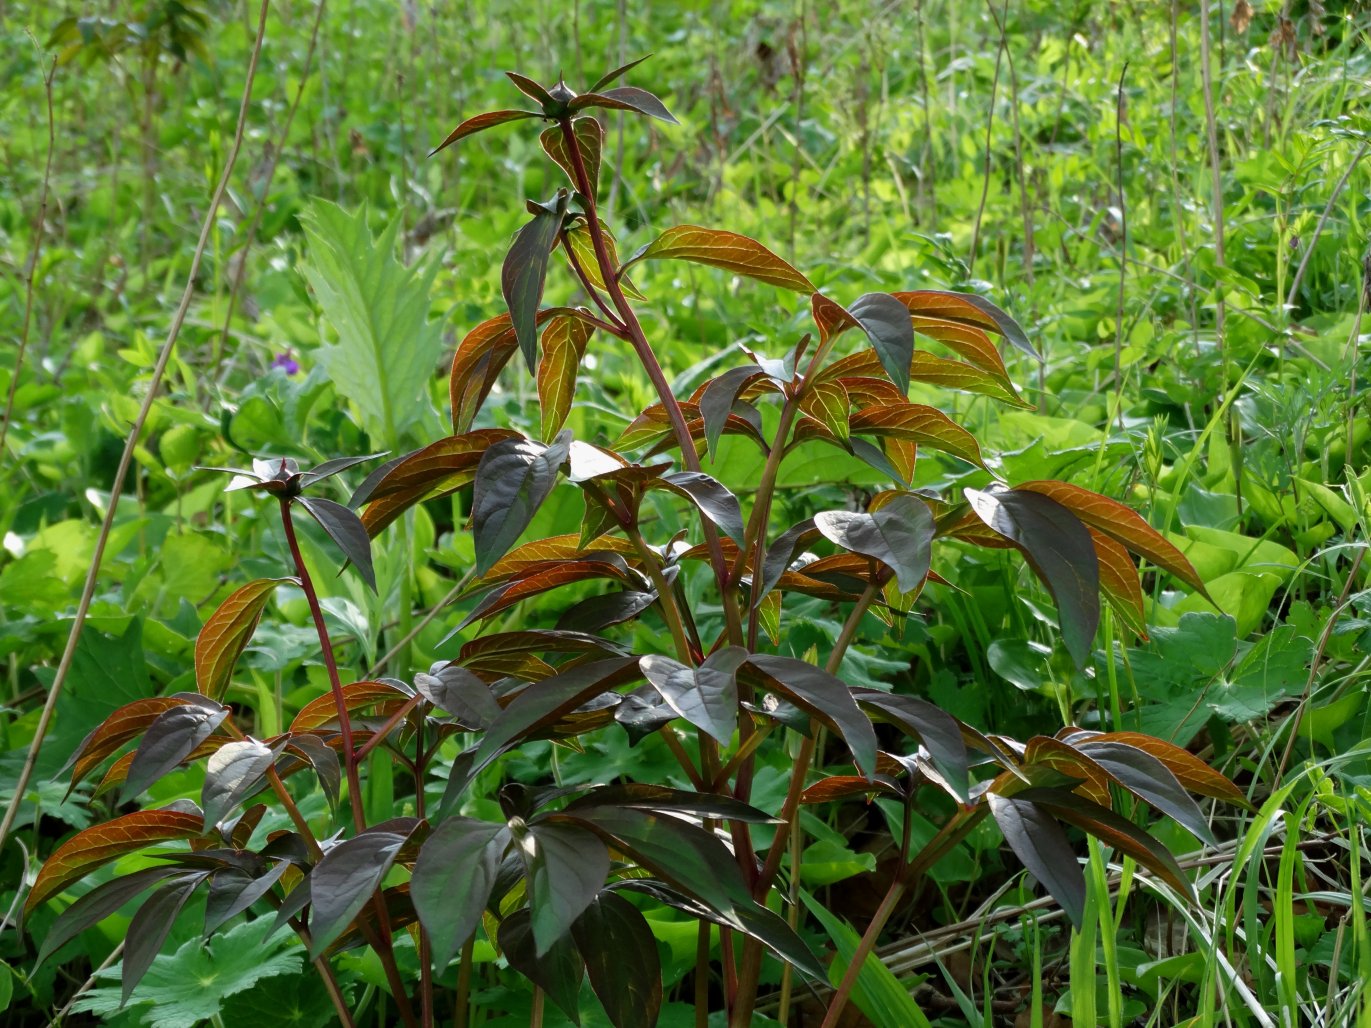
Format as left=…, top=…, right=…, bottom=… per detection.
left=195, top=579, right=292, bottom=701
left=625, top=225, right=814, bottom=293
left=26, top=810, right=204, bottom=913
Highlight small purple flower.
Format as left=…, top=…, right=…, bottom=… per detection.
left=271, top=350, right=301, bottom=375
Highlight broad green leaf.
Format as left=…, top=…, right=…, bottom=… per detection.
left=299, top=200, right=443, bottom=447
left=814, top=493, right=935, bottom=593
left=965, top=486, right=1100, bottom=668
left=801, top=891, right=934, bottom=1028
left=625, top=225, right=814, bottom=292
left=71, top=915, right=303, bottom=1028
left=471, top=432, right=573, bottom=575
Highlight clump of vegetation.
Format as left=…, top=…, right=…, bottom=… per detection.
left=4, top=2, right=1371, bottom=1026
left=20, top=60, right=1243, bottom=1028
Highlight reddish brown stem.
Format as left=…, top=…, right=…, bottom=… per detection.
left=556, top=116, right=744, bottom=648
left=279, top=498, right=367, bottom=833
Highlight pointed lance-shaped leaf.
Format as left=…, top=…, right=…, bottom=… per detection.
left=848, top=403, right=985, bottom=469
left=1011, top=786, right=1195, bottom=901
left=537, top=313, right=595, bottom=441
left=65, top=696, right=197, bottom=792
left=308, top=825, right=414, bottom=956
left=639, top=646, right=746, bottom=744
left=503, top=190, right=571, bottom=370
left=656, top=471, right=746, bottom=543
left=411, top=818, right=508, bottom=969
left=498, top=909, right=586, bottom=1024
left=204, top=859, right=292, bottom=934
left=588, top=54, right=654, bottom=93
left=284, top=733, right=341, bottom=809
left=564, top=782, right=777, bottom=824
left=297, top=496, right=377, bottom=592
left=571, top=891, right=663, bottom=1028
left=623, top=225, right=814, bottom=293
left=700, top=366, right=763, bottom=459
left=814, top=494, right=935, bottom=594
left=123, top=699, right=230, bottom=802
left=965, top=486, right=1100, bottom=668
left=297, top=453, right=386, bottom=488
left=541, top=118, right=604, bottom=200
left=431, top=110, right=540, bottom=155
left=744, top=655, right=878, bottom=777
left=201, top=738, right=277, bottom=828
left=195, top=579, right=292, bottom=702
left=1076, top=731, right=1250, bottom=807
left=471, top=431, right=572, bottom=576
left=35, top=866, right=197, bottom=969
left=848, top=293, right=916, bottom=395
left=1070, top=739, right=1215, bottom=844
left=26, top=809, right=205, bottom=914
left=505, top=71, right=555, bottom=106
left=799, top=379, right=850, bottom=442
left=561, top=805, right=754, bottom=921
left=1014, top=479, right=1208, bottom=597
left=893, top=289, right=1038, bottom=361
left=987, top=792, right=1086, bottom=928
left=122, top=876, right=206, bottom=1003
left=522, top=822, right=611, bottom=956
left=570, top=85, right=678, bottom=124
left=414, top=665, right=502, bottom=729
left=854, top=691, right=970, bottom=802
left=757, top=518, right=820, bottom=602
left=443, top=657, right=643, bottom=809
